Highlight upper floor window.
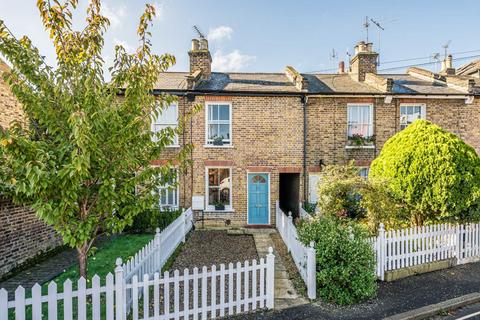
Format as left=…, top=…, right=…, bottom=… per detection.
left=347, top=104, right=373, bottom=138
left=400, top=104, right=425, bottom=130
left=206, top=103, right=232, bottom=146
left=152, top=102, right=178, bottom=146
left=159, top=169, right=179, bottom=209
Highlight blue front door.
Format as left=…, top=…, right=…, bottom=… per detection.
left=248, top=173, right=269, bottom=224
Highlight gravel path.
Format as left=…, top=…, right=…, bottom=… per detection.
left=170, top=230, right=258, bottom=271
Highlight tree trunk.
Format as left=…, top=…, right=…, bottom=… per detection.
left=77, top=242, right=89, bottom=279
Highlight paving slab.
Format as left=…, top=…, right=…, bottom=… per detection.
left=250, top=230, right=308, bottom=310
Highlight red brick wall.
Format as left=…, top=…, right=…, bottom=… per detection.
left=0, top=198, right=62, bottom=277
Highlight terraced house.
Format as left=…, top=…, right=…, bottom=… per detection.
left=152, top=38, right=480, bottom=227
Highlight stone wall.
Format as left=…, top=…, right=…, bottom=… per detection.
left=0, top=198, right=62, bottom=277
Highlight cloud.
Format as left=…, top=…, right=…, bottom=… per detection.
left=207, top=26, right=233, bottom=42
left=101, top=3, right=126, bottom=29
left=212, top=50, right=256, bottom=72
left=152, top=2, right=165, bottom=21
left=113, top=38, right=134, bottom=53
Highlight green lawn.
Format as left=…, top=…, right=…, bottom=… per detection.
left=9, top=233, right=154, bottom=320
left=49, top=233, right=154, bottom=291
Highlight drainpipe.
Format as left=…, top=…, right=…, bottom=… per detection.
left=302, top=94, right=308, bottom=205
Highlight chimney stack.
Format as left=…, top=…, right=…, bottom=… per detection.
left=349, top=41, right=379, bottom=81
left=441, top=54, right=455, bottom=75
left=189, top=38, right=212, bottom=80
left=338, top=61, right=345, bottom=74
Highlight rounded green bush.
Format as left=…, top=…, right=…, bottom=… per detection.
left=370, top=120, right=480, bottom=224
left=297, top=217, right=377, bottom=305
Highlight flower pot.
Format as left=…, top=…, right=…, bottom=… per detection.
left=213, top=139, right=224, bottom=146
left=215, top=204, right=225, bottom=211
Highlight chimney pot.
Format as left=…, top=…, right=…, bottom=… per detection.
left=199, top=38, right=208, bottom=50
left=338, top=61, right=345, bottom=74
left=189, top=38, right=212, bottom=80
left=191, top=39, right=200, bottom=51
left=349, top=40, right=378, bottom=81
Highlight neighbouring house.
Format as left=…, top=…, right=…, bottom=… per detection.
left=0, top=59, right=62, bottom=278
left=151, top=38, right=480, bottom=227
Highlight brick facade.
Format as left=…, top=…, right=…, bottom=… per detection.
left=0, top=198, right=62, bottom=277
left=161, top=94, right=480, bottom=228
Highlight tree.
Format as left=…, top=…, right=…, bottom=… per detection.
left=0, top=0, right=194, bottom=277
left=316, top=162, right=406, bottom=233
left=316, top=162, right=366, bottom=219
left=370, top=120, right=480, bottom=225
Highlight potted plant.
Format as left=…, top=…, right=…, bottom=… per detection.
left=214, top=201, right=225, bottom=211
left=347, top=134, right=375, bottom=146
left=213, top=135, right=224, bottom=146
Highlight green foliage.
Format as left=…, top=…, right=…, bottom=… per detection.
left=128, top=207, right=182, bottom=233
left=302, top=202, right=317, bottom=215
left=297, top=217, right=377, bottom=305
left=0, top=0, right=197, bottom=276
left=370, top=120, right=480, bottom=225
left=361, top=177, right=410, bottom=233
left=317, top=163, right=366, bottom=219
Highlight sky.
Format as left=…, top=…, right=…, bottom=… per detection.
left=1, top=0, right=479, bottom=74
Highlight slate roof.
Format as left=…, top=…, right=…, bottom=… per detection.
left=457, top=59, right=480, bottom=76
left=155, top=71, right=477, bottom=95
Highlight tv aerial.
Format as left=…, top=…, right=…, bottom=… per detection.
left=363, top=16, right=370, bottom=42
left=442, top=40, right=452, bottom=60
left=193, top=25, right=206, bottom=39
left=369, top=17, right=397, bottom=66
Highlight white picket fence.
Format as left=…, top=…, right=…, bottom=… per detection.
left=275, top=201, right=316, bottom=300
left=123, top=208, right=194, bottom=311
left=0, top=250, right=275, bottom=319
left=370, top=222, right=480, bottom=280
left=298, top=202, right=313, bottom=221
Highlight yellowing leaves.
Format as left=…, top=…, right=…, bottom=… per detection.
left=0, top=138, right=12, bottom=147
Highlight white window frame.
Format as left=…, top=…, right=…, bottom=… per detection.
left=158, top=168, right=180, bottom=209
left=399, top=103, right=426, bottom=130
left=308, top=173, right=322, bottom=205
left=205, top=166, right=233, bottom=212
left=152, top=102, right=179, bottom=147
left=358, top=167, right=369, bottom=179
left=347, top=103, right=374, bottom=138
left=205, top=102, right=233, bottom=147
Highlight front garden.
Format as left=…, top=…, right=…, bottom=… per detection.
left=297, top=120, right=480, bottom=305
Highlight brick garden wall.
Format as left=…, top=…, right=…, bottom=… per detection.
left=0, top=198, right=62, bottom=277
left=0, top=61, right=62, bottom=278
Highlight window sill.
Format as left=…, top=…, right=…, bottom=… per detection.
left=203, top=145, right=235, bottom=149
left=166, top=145, right=180, bottom=148
left=345, top=145, right=376, bottom=149
left=206, top=209, right=235, bottom=213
